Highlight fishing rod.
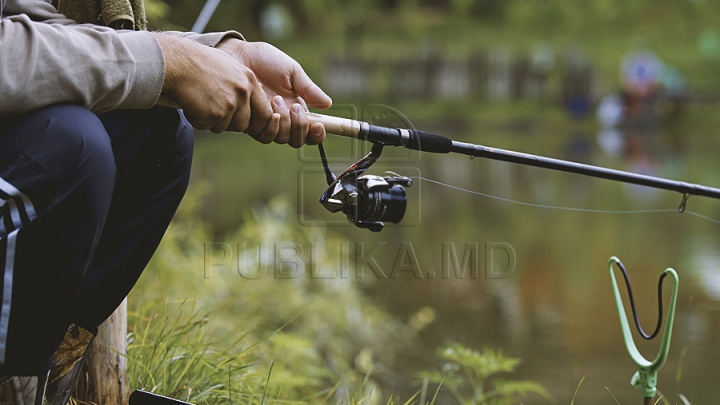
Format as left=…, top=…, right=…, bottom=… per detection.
left=307, top=112, right=720, bottom=231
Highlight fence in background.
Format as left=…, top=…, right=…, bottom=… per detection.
left=322, top=49, right=600, bottom=111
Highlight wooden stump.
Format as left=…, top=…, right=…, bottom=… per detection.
left=75, top=299, right=130, bottom=405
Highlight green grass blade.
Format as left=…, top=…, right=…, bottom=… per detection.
left=261, top=360, right=275, bottom=405
left=570, top=375, right=585, bottom=405
left=604, top=386, right=620, bottom=405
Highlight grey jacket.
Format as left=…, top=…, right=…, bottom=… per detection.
left=0, top=0, right=241, bottom=116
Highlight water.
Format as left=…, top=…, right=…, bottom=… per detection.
left=192, top=107, right=720, bottom=404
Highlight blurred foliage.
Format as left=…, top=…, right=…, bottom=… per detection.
left=127, top=183, right=432, bottom=403
left=143, top=0, right=169, bottom=24
left=417, top=342, right=550, bottom=405
left=149, top=0, right=720, bottom=38
left=143, top=0, right=185, bottom=31
left=144, top=0, right=720, bottom=92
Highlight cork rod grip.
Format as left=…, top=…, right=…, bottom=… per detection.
left=306, top=113, right=362, bottom=138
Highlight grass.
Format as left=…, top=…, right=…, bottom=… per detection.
left=125, top=188, right=412, bottom=404
left=570, top=376, right=584, bottom=405
left=124, top=186, right=550, bottom=405
left=127, top=301, right=258, bottom=403
left=126, top=301, right=551, bottom=405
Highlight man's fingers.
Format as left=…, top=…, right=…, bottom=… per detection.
left=244, top=81, right=274, bottom=136
left=291, top=68, right=332, bottom=110
left=305, top=122, right=326, bottom=145
left=228, top=104, right=251, bottom=133
left=272, top=96, right=291, bottom=144
left=209, top=105, right=235, bottom=134
left=253, top=113, right=281, bottom=144
left=289, top=104, right=309, bottom=148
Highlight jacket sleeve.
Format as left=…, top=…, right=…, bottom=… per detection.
left=2, top=0, right=75, bottom=24
left=0, top=1, right=164, bottom=115
left=2, top=0, right=245, bottom=46
left=164, top=30, right=245, bottom=47
left=0, top=0, right=243, bottom=116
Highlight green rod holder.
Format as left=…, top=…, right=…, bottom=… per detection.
left=608, top=256, right=679, bottom=400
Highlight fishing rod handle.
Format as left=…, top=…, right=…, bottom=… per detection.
left=156, top=100, right=452, bottom=153
left=308, top=112, right=454, bottom=153
left=307, top=112, right=364, bottom=138
left=156, top=99, right=366, bottom=138
left=157, top=98, right=366, bottom=138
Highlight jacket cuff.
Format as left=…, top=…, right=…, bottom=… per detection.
left=195, top=30, right=245, bottom=47
left=117, top=30, right=165, bottom=109
left=164, top=30, right=245, bottom=47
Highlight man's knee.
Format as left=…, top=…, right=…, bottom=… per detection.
left=100, top=107, right=193, bottom=180
left=23, top=104, right=115, bottom=183
left=111, top=108, right=194, bottom=205
left=0, top=104, right=116, bottom=213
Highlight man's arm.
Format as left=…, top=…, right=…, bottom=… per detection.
left=0, top=20, right=277, bottom=138
left=2, top=0, right=74, bottom=24
left=2, top=0, right=245, bottom=47
left=0, top=0, right=241, bottom=116
left=1, top=0, right=331, bottom=146
left=0, top=13, right=165, bottom=115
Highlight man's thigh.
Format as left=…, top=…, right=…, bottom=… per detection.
left=0, top=104, right=116, bottom=374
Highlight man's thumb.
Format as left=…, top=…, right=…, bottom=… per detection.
left=293, top=69, right=332, bottom=109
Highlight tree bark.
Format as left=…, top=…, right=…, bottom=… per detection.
left=75, top=299, right=130, bottom=405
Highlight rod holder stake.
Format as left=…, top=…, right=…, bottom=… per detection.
left=608, top=256, right=679, bottom=400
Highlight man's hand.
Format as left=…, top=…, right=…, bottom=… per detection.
left=153, top=33, right=282, bottom=139
left=216, top=39, right=333, bottom=148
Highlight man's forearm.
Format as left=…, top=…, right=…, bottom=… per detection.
left=0, top=0, right=248, bottom=117
left=0, top=14, right=165, bottom=115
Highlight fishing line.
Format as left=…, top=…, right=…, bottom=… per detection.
left=412, top=176, right=720, bottom=225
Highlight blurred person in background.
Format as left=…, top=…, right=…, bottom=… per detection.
left=597, top=38, right=685, bottom=130
left=620, top=38, right=664, bottom=101
left=0, top=0, right=331, bottom=403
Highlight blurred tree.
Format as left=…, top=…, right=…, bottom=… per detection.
left=144, top=0, right=168, bottom=21
left=144, top=0, right=178, bottom=30
left=469, top=0, right=506, bottom=20
left=149, top=0, right=720, bottom=37
left=449, top=0, right=473, bottom=15
left=699, top=28, right=720, bottom=61
left=259, top=4, right=294, bottom=41
left=418, top=0, right=448, bottom=8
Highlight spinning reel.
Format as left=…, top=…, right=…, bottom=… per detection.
left=318, top=142, right=412, bottom=232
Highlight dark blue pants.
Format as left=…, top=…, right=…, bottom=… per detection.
left=0, top=104, right=194, bottom=375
